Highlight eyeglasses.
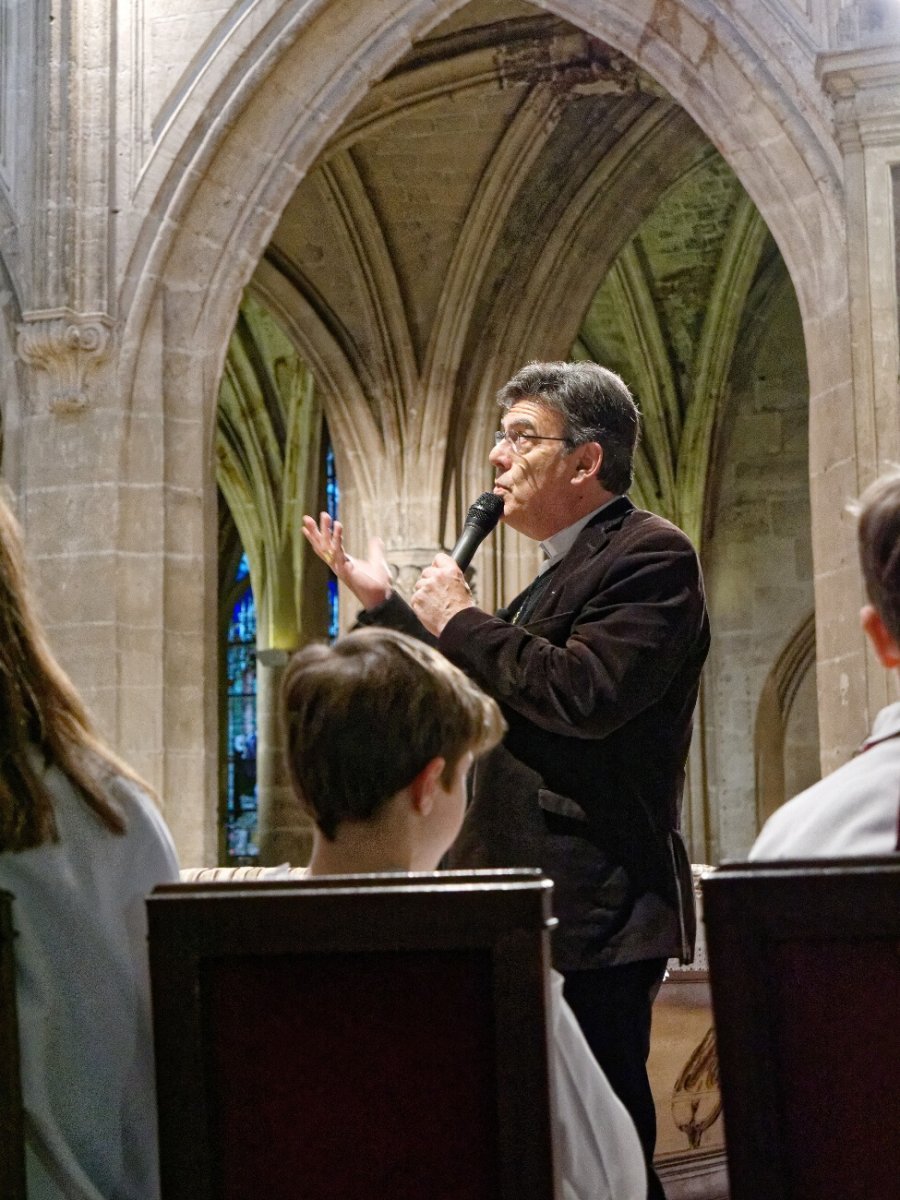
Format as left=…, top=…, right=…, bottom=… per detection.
left=494, top=429, right=570, bottom=453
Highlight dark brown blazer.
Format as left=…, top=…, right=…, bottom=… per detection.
left=360, top=497, right=710, bottom=970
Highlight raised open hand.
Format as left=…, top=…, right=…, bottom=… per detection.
left=301, top=512, right=393, bottom=610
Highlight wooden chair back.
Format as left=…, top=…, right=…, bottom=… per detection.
left=148, top=869, right=559, bottom=1200
left=0, top=889, right=26, bottom=1200
left=702, top=857, right=900, bottom=1200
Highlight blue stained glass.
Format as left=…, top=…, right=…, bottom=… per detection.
left=230, top=588, right=256, bottom=644
left=328, top=578, right=339, bottom=642
left=225, top=577, right=258, bottom=861
left=326, top=444, right=340, bottom=640
left=326, top=445, right=339, bottom=518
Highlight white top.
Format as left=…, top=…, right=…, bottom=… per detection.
left=0, top=755, right=180, bottom=1200
left=550, top=969, right=645, bottom=1200
left=751, top=700, right=900, bottom=860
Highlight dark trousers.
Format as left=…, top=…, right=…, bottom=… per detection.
left=562, top=959, right=669, bottom=1200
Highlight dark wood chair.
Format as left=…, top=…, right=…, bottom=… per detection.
left=702, top=857, right=900, bottom=1200
left=147, top=869, right=559, bottom=1200
left=0, top=889, right=26, bottom=1200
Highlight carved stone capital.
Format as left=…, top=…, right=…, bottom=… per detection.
left=384, top=544, right=492, bottom=605
left=16, top=310, right=114, bottom=413
left=387, top=545, right=443, bottom=599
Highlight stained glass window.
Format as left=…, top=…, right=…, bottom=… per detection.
left=225, top=554, right=259, bottom=861
left=326, top=443, right=340, bottom=640
left=222, top=442, right=337, bottom=857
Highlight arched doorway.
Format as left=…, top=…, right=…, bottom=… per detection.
left=118, top=0, right=853, bottom=864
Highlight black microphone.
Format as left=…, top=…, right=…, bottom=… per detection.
left=450, top=492, right=505, bottom=572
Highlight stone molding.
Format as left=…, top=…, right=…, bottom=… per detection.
left=16, top=310, right=114, bottom=413
left=29, top=0, right=114, bottom=318
left=818, top=46, right=900, bottom=149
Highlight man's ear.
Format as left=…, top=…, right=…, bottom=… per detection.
left=861, top=604, right=900, bottom=668
left=408, top=756, right=446, bottom=815
left=571, top=441, right=603, bottom=483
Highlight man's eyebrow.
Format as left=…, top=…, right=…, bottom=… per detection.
left=502, top=416, right=538, bottom=431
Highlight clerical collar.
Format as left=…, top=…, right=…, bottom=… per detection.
left=539, top=497, right=624, bottom=573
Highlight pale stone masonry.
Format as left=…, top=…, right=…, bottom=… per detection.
left=1, top=0, right=899, bottom=868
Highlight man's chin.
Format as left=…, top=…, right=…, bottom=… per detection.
left=499, top=508, right=527, bottom=535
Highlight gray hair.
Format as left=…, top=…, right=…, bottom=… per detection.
left=497, top=361, right=640, bottom=494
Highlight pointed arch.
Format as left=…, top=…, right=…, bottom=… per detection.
left=591, top=242, right=681, bottom=520
left=248, top=254, right=392, bottom=517
left=110, top=0, right=855, bottom=854
left=317, top=154, right=417, bottom=430
left=679, top=193, right=769, bottom=548
left=121, top=0, right=847, bottom=414
left=754, top=613, right=818, bottom=829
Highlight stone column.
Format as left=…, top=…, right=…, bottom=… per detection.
left=818, top=47, right=900, bottom=758
left=256, top=651, right=314, bottom=865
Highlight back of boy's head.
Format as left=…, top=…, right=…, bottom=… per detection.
left=281, top=628, right=505, bottom=839
left=857, top=470, right=900, bottom=646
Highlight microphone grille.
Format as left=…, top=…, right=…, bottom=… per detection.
left=465, top=491, right=505, bottom=532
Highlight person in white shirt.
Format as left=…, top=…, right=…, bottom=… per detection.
left=282, top=627, right=646, bottom=1200
left=752, top=469, right=900, bottom=860
left=0, top=488, right=180, bottom=1200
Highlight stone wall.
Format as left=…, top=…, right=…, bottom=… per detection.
left=703, top=269, right=817, bottom=859
left=1, top=1, right=898, bottom=863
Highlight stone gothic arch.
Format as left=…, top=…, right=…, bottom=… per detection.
left=101, top=0, right=862, bottom=858
left=121, top=0, right=853, bottom=490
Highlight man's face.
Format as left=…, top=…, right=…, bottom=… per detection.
left=489, top=399, right=580, bottom=541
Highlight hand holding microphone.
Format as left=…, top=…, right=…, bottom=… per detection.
left=303, top=492, right=504, bottom=633
left=412, top=492, right=505, bottom=636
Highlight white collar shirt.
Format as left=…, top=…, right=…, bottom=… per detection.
left=538, top=497, right=624, bottom=574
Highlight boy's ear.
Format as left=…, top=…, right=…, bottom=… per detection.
left=861, top=604, right=900, bottom=668
left=408, top=757, right=446, bottom=815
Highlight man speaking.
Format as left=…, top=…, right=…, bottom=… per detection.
left=303, top=361, right=709, bottom=1198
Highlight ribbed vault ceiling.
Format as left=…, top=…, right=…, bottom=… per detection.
left=231, top=0, right=801, bottom=559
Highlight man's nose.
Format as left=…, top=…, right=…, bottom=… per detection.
left=489, top=439, right=508, bottom=468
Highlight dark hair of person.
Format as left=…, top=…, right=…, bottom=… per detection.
left=281, top=628, right=506, bottom=840
left=0, top=489, right=155, bottom=851
left=497, top=360, right=641, bottom=494
left=856, top=469, right=900, bottom=645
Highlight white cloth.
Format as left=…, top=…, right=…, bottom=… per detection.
left=550, top=970, right=646, bottom=1200
left=0, top=756, right=180, bottom=1200
left=751, top=700, right=900, bottom=860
